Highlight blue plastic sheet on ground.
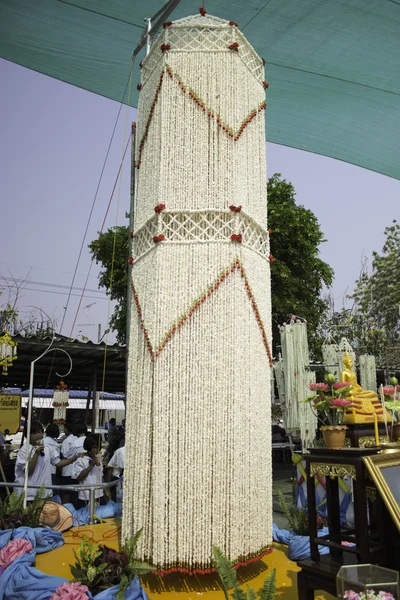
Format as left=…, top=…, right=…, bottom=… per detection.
left=272, top=523, right=330, bottom=561
left=64, top=501, right=123, bottom=525
left=0, top=526, right=149, bottom=600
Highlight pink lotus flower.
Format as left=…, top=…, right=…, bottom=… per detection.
left=333, top=382, right=349, bottom=390
left=309, top=383, right=329, bottom=392
left=383, top=386, right=395, bottom=396
left=50, top=582, right=90, bottom=600
left=330, top=398, right=352, bottom=408
left=0, top=538, right=32, bottom=568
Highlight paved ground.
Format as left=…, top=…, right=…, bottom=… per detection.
left=272, top=460, right=296, bottom=529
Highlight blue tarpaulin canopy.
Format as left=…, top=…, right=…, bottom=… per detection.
left=1, top=0, right=399, bottom=178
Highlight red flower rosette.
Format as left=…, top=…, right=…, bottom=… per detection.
left=153, top=234, right=165, bottom=243
left=163, top=21, right=173, bottom=28
left=229, top=20, right=238, bottom=27
left=229, top=204, right=242, bottom=213
left=128, top=257, right=134, bottom=264
left=154, top=203, right=166, bottom=213
left=230, top=234, right=242, bottom=243
left=262, top=81, right=269, bottom=89
left=269, top=253, right=276, bottom=263
left=160, top=44, right=171, bottom=53
left=199, top=7, right=206, bottom=16
left=227, top=42, right=239, bottom=51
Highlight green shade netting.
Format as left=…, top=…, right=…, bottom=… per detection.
left=1, top=0, right=400, bottom=179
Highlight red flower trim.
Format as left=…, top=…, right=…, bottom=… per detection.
left=135, top=70, right=165, bottom=168
left=229, top=20, right=238, bottom=27
left=229, top=205, right=242, bottom=213
left=199, top=7, right=206, bottom=16
left=163, top=21, right=173, bottom=28
left=130, top=231, right=134, bottom=239
left=154, top=203, right=166, bottom=213
left=131, top=259, right=273, bottom=367
left=54, top=381, right=69, bottom=392
left=53, top=402, right=69, bottom=408
left=153, top=234, right=165, bottom=243
left=262, top=81, right=269, bottom=89
left=152, top=546, right=272, bottom=577
left=160, top=44, right=171, bottom=53
left=269, top=253, right=276, bottom=264
left=262, top=57, right=266, bottom=66
left=136, top=66, right=267, bottom=166
left=268, top=228, right=272, bottom=234
left=227, top=42, right=239, bottom=51
left=230, top=234, right=242, bottom=243
left=137, top=83, right=142, bottom=91
left=128, top=256, right=134, bottom=264
left=139, top=61, right=143, bottom=69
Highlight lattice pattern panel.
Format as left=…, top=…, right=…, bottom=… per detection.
left=141, top=14, right=265, bottom=87
left=132, top=210, right=270, bottom=261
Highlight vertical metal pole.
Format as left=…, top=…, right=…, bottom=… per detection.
left=145, top=19, right=152, bottom=56
left=126, top=122, right=137, bottom=353
left=91, top=364, right=97, bottom=434
left=88, top=487, right=95, bottom=525
left=23, top=362, right=35, bottom=508
left=98, top=324, right=101, bottom=343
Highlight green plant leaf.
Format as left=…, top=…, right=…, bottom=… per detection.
left=259, top=569, right=276, bottom=600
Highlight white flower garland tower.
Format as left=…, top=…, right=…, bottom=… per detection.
left=359, top=355, right=377, bottom=392
left=280, top=321, right=316, bottom=449
left=52, top=381, right=69, bottom=431
left=123, top=13, right=273, bottom=572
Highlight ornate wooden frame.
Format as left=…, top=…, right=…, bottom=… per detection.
left=363, top=451, right=400, bottom=533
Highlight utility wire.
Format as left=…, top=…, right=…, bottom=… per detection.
left=60, top=61, right=136, bottom=335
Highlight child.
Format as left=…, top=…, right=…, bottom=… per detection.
left=43, top=422, right=80, bottom=488
left=14, top=421, right=52, bottom=501
left=72, top=436, right=105, bottom=509
left=60, top=421, right=77, bottom=503
left=106, top=441, right=125, bottom=501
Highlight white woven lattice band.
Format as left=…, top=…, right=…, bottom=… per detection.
left=131, top=209, right=270, bottom=262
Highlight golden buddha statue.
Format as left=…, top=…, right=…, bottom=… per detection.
left=340, top=352, right=391, bottom=424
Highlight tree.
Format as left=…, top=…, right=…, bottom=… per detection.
left=90, top=175, right=334, bottom=354
left=325, top=220, right=400, bottom=366
left=89, top=226, right=130, bottom=344
left=268, top=174, right=333, bottom=358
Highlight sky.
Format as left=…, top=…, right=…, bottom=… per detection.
left=1, top=57, right=400, bottom=344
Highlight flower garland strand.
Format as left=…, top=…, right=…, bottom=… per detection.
left=131, top=258, right=273, bottom=367
left=135, top=65, right=267, bottom=168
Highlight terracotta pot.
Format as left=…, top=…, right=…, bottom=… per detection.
left=392, top=422, right=400, bottom=442
left=320, top=425, right=348, bottom=450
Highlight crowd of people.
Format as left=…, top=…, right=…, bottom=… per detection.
left=8, top=418, right=125, bottom=509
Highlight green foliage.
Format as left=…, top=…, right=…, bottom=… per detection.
left=89, top=225, right=130, bottom=344
left=268, top=174, right=333, bottom=359
left=323, top=221, right=400, bottom=365
left=276, top=489, right=309, bottom=536
left=70, top=529, right=154, bottom=598
left=0, top=485, right=49, bottom=530
left=212, top=546, right=276, bottom=600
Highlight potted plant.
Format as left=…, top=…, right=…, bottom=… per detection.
left=301, top=373, right=353, bottom=449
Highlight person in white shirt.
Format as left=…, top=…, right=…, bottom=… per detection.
left=72, top=436, right=105, bottom=509
left=60, top=422, right=77, bottom=502
left=107, top=444, right=125, bottom=501
left=14, top=421, right=52, bottom=502
left=69, top=423, right=87, bottom=508
left=43, top=423, right=80, bottom=490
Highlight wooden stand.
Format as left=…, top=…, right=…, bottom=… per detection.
left=297, top=447, right=383, bottom=599
left=345, top=423, right=389, bottom=447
